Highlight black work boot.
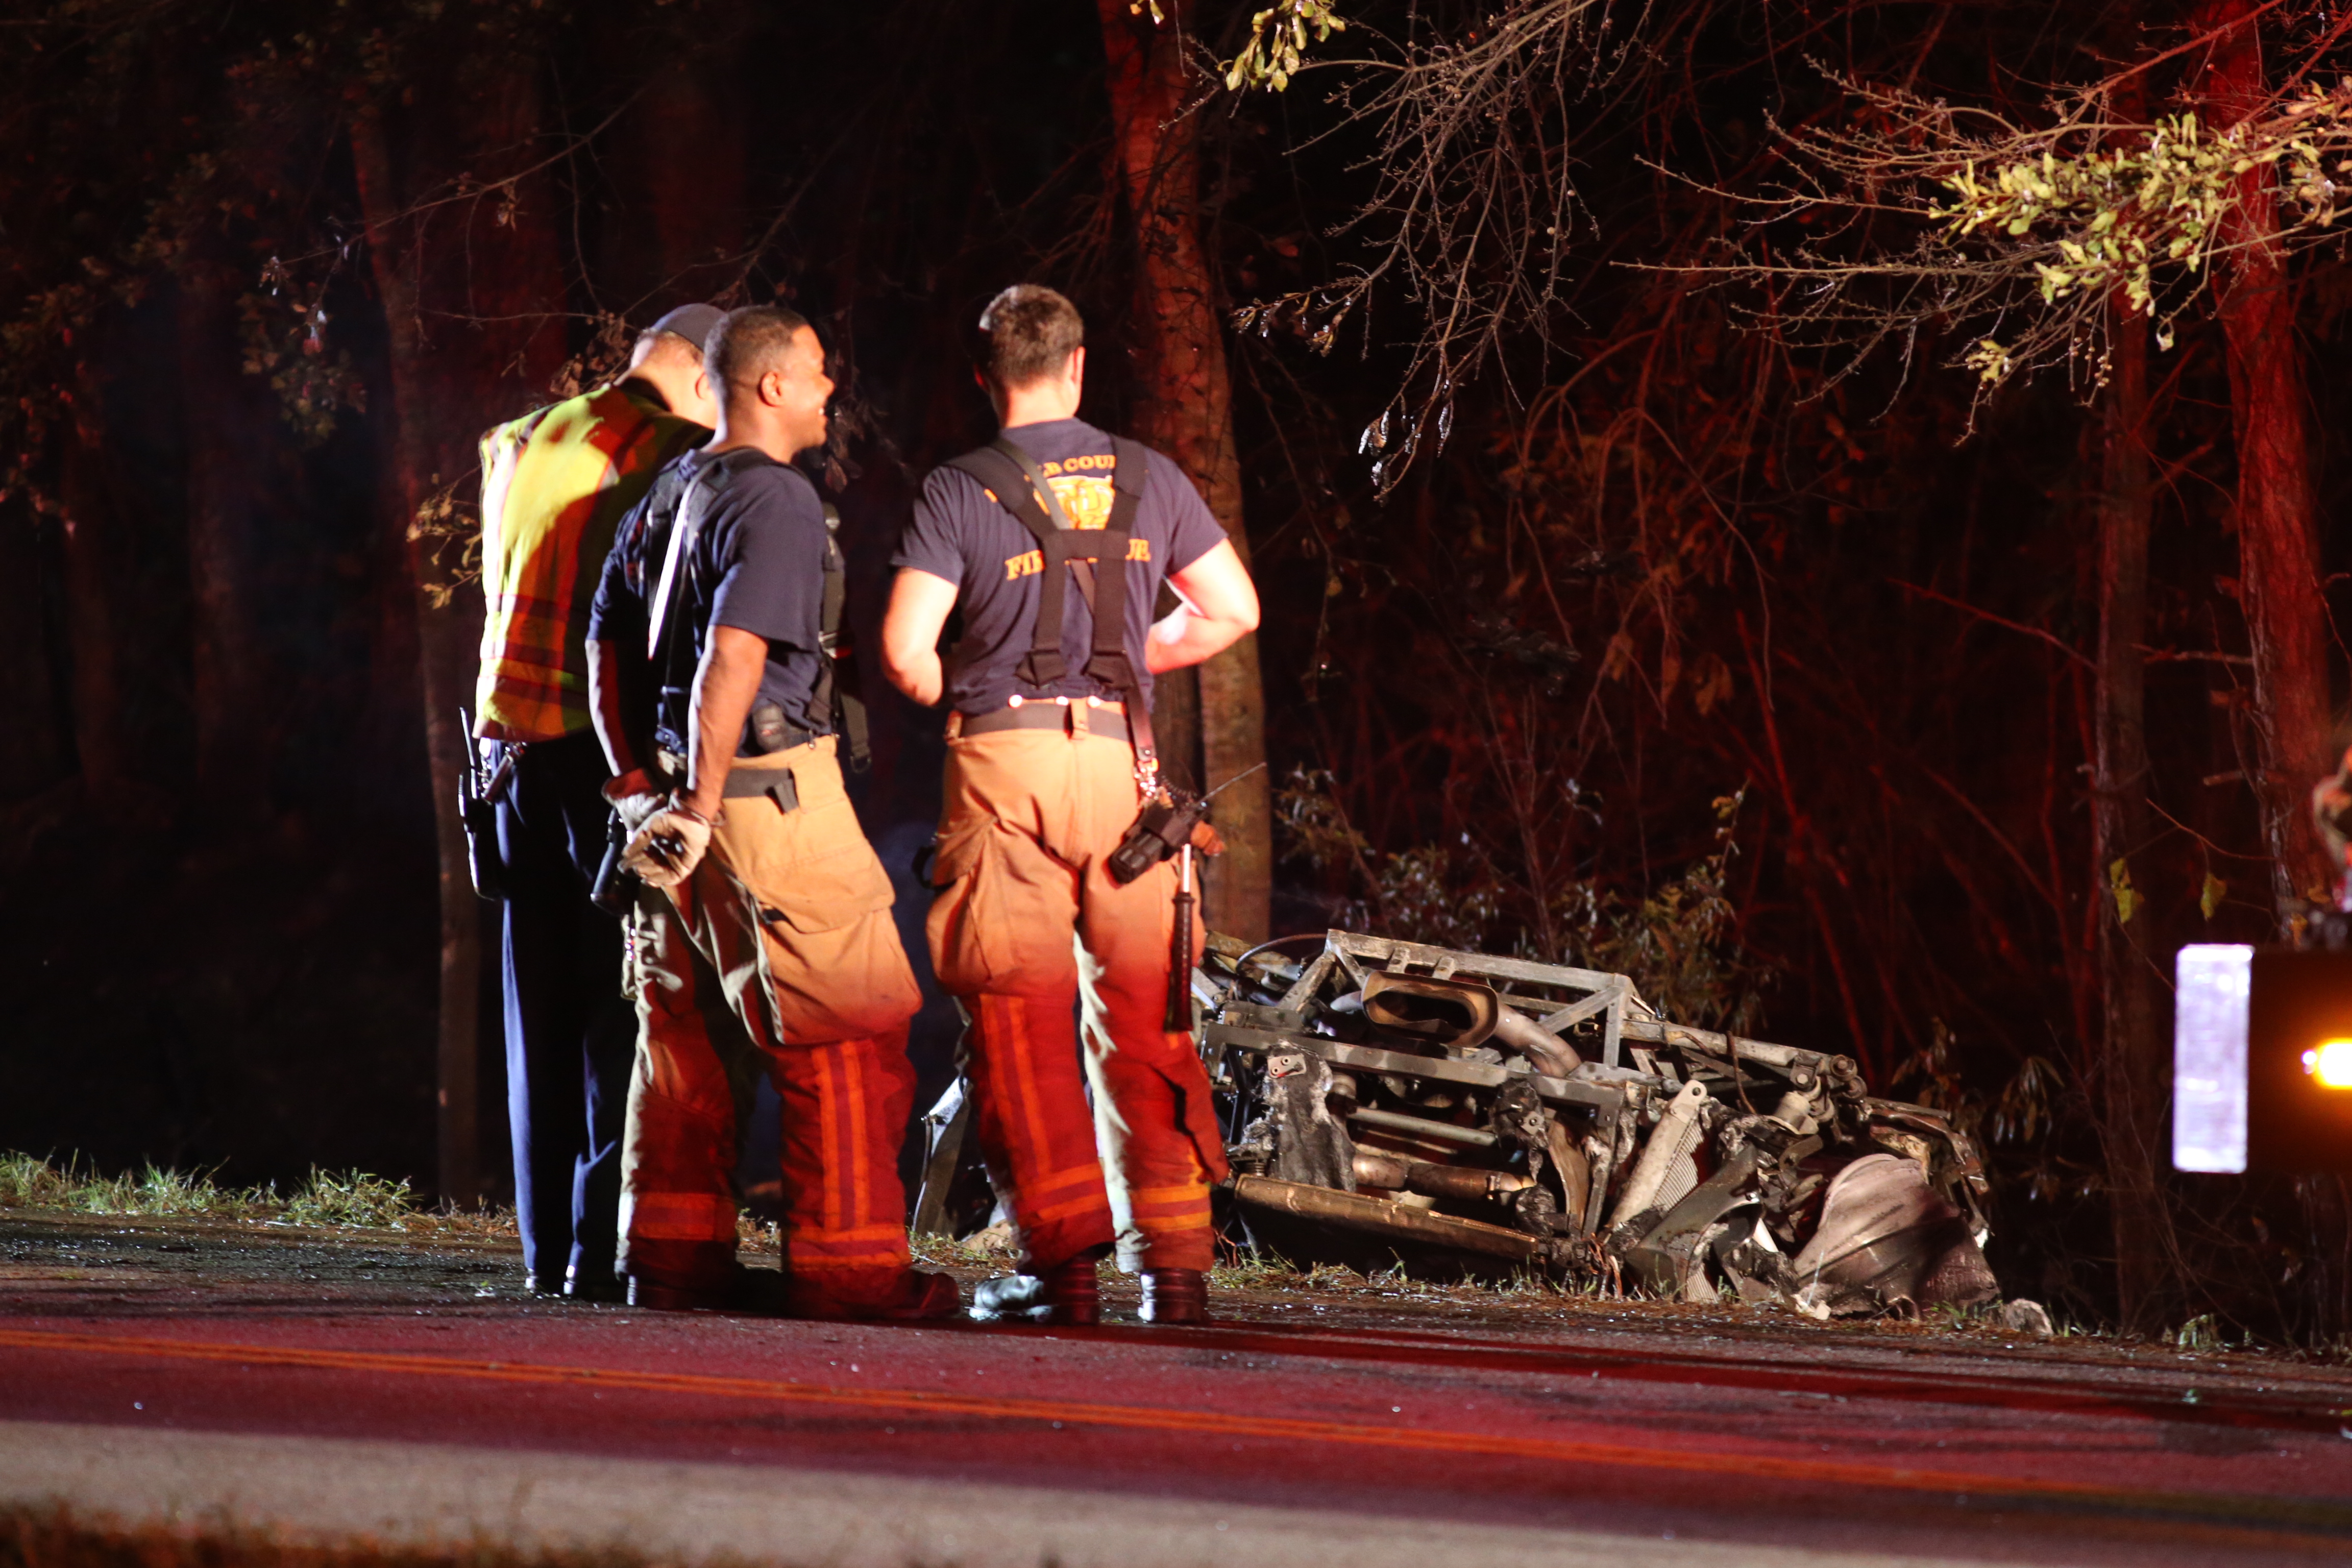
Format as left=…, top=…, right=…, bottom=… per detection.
left=1138, top=1267, right=1209, bottom=1324
left=628, top=1275, right=719, bottom=1311
left=627, top=1263, right=789, bottom=1315
left=565, top=1268, right=627, bottom=1304
left=971, top=1252, right=1102, bottom=1326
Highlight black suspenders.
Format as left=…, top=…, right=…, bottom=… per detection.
left=815, top=504, right=869, bottom=768
left=943, top=436, right=1159, bottom=776
left=945, top=436, right=1200, bottom=1031
left=641, top=450, right=866, bottom=766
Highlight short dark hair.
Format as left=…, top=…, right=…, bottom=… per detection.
left=706, top=304, right=813, bottom=391
left=978, top=285, right=1083, bottom=388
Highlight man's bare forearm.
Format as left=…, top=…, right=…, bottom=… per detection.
left=879, top=568, right=958, bottom=706
left=681, top=625, right=769, bottom=820
left=1146, top=614, right=1251, bottom=673
left=1150, top=541, right=1259, bottom=673
left=890, top=650, right=945, bottom=706
left=585, top=639, right=640, bottom=777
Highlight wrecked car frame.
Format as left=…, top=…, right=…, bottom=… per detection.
left=1197, top=930, right=1999, bottom=1317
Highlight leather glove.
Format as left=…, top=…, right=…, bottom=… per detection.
left=610, top=787, right=669, bottom=836
left=620, top=799, right=714, bottom=889
left=602, top=770, right=669, bottom=843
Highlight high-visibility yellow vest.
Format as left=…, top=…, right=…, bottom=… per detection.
left=474, top=380, right=705, bottom=742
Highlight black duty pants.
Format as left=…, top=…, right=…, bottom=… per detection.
left=493, top=727, right=632, bottom=1286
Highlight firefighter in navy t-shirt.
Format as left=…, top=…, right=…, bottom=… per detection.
left=880, top=285, right=1261, bottom=1324
left=585, top=304, right=954, bottom=1320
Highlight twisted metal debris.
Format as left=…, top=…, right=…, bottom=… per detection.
left=1197, top=930, right=2000, bottom=1316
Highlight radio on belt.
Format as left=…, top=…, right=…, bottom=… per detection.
left=1106, top=786, right=1213, bottom=886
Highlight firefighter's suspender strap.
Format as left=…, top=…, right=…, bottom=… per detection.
left=645, top=455, right=745, bottom=751
left=817, top=504, right=869, bottom=770
left=943, top=437, right=1157, bottom=772
left=646, top=461, right=718, bottom=664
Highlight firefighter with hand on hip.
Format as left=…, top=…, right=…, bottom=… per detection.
left=879, top=284, right=1261, bottom=1325
left=584, top=304, right=955, bottom=1319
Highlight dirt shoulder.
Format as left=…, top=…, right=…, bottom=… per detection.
left=7, top=1202, right=2349, bottom=1408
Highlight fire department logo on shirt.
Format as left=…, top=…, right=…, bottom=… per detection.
left=1039, top=466, right=1116, bottom=529
left=999, top=461, right=1150, bottom=580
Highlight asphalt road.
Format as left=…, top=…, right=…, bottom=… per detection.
left=5, top=1207, right=2351, bottom=1568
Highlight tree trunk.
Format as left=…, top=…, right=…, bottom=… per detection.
left=605, top=55, right=747, bottom=312
left=349, top=56, right=569, bottom=1205
left=2092, top=310, right=2172, bottom=1332
left=177, top=264, right=274, bottom=810
left=1097, top=0, right=1272, bottom=942
left=2, top=481, right=68, bottom=800
left=1152, top=666, right=1204, bottom=796
left=55, top=367, right=131, bottom=798
left=2196, top=0, right=2335, bottom=916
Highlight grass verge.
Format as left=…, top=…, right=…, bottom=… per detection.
left=0, top=1153, right=511, bottom=1237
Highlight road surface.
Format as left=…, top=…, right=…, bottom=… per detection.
left=4, top=1206, right=2349, bottom=1567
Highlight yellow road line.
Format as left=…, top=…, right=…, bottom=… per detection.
left=0, top=1326, right=2342, bottom=1534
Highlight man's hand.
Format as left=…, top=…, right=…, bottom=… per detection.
left=1149, top=540, right=1259, bottom=673
left=881, top=568, right=958, bottom=706
left=602, top=766, right=668, bottom=851
left=603, top=767, right=657, bottom=808
left=620, top=798, right=713, bottom=889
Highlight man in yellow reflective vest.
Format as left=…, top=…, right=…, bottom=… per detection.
left=473, top=304, right=720, bottom=1297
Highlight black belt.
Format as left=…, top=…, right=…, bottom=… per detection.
left=651, top=749, right=809, bottom=812
left=724, top=767, right=800, bottom=813
left=740, top=723, right=826, bottom=757
left=960, top=700, right=1130, bottom=741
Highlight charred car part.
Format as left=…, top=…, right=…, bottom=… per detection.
left=1197, top=930, right=2000, bottom=1316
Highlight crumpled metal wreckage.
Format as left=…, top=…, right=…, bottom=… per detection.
left=916, top=929, right=2004, bottom=1319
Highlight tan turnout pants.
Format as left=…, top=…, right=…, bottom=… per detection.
left=926, top=717, right=1229, bottom=1274
left=620, top=736, right=926, bottom=1303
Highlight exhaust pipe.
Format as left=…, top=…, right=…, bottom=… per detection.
left=1352, top=1150, right=1533, bottom=1203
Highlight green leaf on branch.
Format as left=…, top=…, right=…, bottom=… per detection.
left=1223, top=0, right=1345, bottom=93
left=2109, top=857, right=2140, bottom=925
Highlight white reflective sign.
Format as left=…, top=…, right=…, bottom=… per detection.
left=2174, top=943, right=2251, bottom=1174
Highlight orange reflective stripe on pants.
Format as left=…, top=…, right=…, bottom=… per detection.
left=964, top=993, right=1116, bottom=1271
left=620, top=737, right=924, bottom=1298
left=619, top=1189, right=737, bottom=1244
left=619, top=893, right=756, bottom=1290
left=928, top=727, right=1229, bottom=1273
left=775, top=1031, right=921, bottom=1288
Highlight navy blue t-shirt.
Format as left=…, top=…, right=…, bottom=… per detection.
left=892, top=419, right=1227, bottom=716
left=587, top=446, right=834, bottom=746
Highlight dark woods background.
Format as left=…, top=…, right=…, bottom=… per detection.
left=7, top=0, right=2352, bottom=1344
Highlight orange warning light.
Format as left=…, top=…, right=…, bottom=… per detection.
left=2299, top=1039, right=2352, bottom=1089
